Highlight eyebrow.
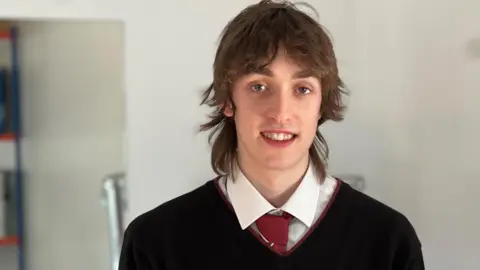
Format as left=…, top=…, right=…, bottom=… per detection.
left=252, top=67, right=315, bottom=79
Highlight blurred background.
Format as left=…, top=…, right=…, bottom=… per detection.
left=0, top=0, right=478, bottom=269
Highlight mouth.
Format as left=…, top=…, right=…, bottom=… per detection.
left=260, top=131, right=297, bottom=148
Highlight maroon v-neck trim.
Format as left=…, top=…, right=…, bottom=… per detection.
left=213, top=176, right=343, bottom=257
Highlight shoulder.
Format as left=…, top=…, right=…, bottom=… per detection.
left=339, top=181, right=420, bottom=239
left=340, top=182, right=408, bottom=221
left=337, top=181, right=424, bottom=268
left=118, top=178, right=222, bottom=269
left=122, top=178, right=221, bottom=249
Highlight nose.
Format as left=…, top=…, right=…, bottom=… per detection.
left=267, top=90, right=291, bottom=123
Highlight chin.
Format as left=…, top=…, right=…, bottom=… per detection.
left=261, top=156, right=301, bottom=171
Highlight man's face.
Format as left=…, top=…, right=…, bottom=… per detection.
left=225, top=51, right=322, bottom=171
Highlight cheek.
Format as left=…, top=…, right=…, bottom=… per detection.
left=316, top=96, right=322, bottom=118
left=306, top=113, right=320, bottom=132
left=237, top=109, right=260, bottom=123
left=300, top=100, right=321, bottom=134
left=234, top=108, right=259, bottom=136
left=302, top=97, right=322, bottom=119
left=234, top=93, right=264, bottom=120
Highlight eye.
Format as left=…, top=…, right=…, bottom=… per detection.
left=250, top=83, right=267, bottom=92
left=296, top=87, right=311, bottom=95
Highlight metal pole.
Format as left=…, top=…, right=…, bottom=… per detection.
left=101, top=172, right=126, bottom=270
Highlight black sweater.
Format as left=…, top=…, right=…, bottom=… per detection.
left=119, top=178, right=424, bottom=270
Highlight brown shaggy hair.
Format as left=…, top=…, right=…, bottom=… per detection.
left=199, top=0, right=348, bottom=182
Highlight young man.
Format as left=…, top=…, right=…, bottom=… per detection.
left=119, top=1, right=424, bottom=269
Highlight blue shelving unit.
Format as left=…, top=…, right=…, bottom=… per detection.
left=0, top=24, right=25, bottom=270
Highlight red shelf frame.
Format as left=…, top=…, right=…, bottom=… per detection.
left=0, top=132, right=16, bottom=141
left=0, top=236, right=19, bottom=246
left=0, top=31, right=10, bottom=40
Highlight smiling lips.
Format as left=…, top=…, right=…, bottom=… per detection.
left=260, top=131, right=297, bottom=148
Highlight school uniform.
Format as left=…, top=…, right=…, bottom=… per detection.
left=119, top=164, right=424, bottom=270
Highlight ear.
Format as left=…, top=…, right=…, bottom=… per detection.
left=222, top=103, right=234, bottom=117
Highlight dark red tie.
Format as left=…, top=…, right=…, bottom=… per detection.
left=255, top=212, right=293, bottom=253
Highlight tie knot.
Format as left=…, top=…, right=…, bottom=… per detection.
left=255, top=212, right=293, bottom=252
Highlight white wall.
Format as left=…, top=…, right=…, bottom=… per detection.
left=15, top=21, right=125, bottom=270
left=0, top=0, right=478, bottom=269
left=396, top=1, right=480, bottom=268
left=0, top=246, right=17, bottom=270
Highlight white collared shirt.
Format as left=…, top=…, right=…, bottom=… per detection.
left=217, top=164, right=338, bottom=250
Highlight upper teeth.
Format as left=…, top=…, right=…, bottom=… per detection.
left=263, top=133, right=294, bottom=141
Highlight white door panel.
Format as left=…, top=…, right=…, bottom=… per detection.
left=17, top=21, right=125, bottom=270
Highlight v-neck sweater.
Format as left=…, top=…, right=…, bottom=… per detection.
left=119, top=178, right=424, bottom=270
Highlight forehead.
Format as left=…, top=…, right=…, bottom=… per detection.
left=250, top=52, right=316, bottom=79
left=268, top=53, right=305, bottom=71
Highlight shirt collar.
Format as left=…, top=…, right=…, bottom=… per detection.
left=226, top=163, right=320, bottom=230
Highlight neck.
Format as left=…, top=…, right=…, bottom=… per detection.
left=237, top=154, right=310, bottom=208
